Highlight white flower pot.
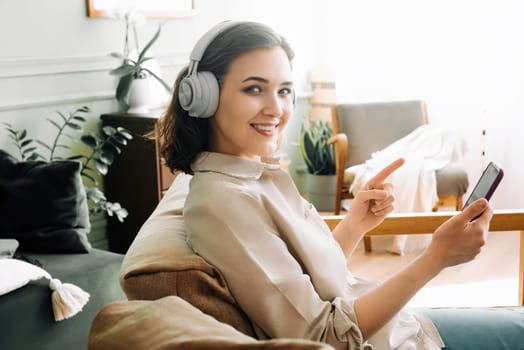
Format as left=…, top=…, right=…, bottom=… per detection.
left=127, top=78, right=152, bottom=114
left=306, top=174, right=337, bottom=212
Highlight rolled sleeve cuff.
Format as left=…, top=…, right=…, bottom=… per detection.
left=328, top=297, right=372, bottom=350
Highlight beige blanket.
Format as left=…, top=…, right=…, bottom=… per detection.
left=350, top=125, right=468, bottom=254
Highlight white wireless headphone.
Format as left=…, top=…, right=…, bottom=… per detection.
left=178, top=21, right=239, bottom=118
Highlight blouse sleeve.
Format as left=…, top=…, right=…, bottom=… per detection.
left=185, top=180, right=364, bottom=349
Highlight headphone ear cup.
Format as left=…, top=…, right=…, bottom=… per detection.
left=195, top=71, right=220, bottom=118
left=178, top=76, right=197, bottom=111
left=178, top=71, right=219, bottom=118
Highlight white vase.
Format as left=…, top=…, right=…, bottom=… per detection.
left=127, top=78, right=151, bottom=114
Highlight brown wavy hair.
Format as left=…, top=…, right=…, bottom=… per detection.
left=155, top=21, right=294, bottom=174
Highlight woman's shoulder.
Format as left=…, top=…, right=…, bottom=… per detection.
left=184, top=172, right=266, bottom=228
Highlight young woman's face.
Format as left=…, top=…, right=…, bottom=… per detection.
left=210, top=46, right=294, bottom=160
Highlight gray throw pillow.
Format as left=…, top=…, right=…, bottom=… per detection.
left=0, top=150, right=91, bottom=253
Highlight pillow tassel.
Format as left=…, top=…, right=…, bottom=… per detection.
left=49, top=278, right=90, bottom=321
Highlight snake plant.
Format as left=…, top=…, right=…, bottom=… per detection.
left=299, top=117, right=336, bottom=175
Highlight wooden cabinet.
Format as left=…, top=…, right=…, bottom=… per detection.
left=101, top=113, right=176, bottom=253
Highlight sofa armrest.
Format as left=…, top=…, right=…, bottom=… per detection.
left=120, top=212, right=255, bottom=336
left=89, top=296, right=334, bottom=350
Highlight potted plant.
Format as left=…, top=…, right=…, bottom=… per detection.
left=3, top=106, right=132, bottom=223
left=109, top=24, right=172, bottom=112
left=298, top=117, right=337, bottom=211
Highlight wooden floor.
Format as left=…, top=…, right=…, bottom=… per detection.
left=347, top=231, right=521, bottom=307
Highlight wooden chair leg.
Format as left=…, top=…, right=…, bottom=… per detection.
left=456, top=195, right=463, bottom=211
left=363, top=236, right=372, bottom=252
left=518, top=231, right=524, bottom=306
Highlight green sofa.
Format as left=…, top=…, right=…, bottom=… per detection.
left=0, top=249, right=125, bottom=350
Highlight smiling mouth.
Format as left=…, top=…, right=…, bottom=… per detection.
left=251, top=124, right=278, bottom=135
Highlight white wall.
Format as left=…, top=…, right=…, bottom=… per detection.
left=315, top=0, right=524, bottom=209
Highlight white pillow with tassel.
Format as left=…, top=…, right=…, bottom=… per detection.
left=0, top=258, right=90, bottom=321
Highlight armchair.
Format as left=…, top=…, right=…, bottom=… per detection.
left=330, top=100, right=469, bottom=251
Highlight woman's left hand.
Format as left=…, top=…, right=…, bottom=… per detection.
left=344, top=158, right=405, bottom=237
left=332, top=158, right=404, bottom=256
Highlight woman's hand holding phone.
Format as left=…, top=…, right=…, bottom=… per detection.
left=427, top=198, right=493, bottom=269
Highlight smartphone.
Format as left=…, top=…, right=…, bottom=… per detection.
left=462, top=161, right=504, bottom=210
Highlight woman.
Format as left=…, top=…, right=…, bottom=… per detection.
left=156, top=21, right=521, bottom=350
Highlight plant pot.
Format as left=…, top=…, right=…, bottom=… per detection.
left=127, top=78, right=152, bottom=114
left=306, top=174, right=337, bottom=212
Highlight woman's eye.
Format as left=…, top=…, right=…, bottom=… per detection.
left=279, top=88, right=292, bottom=96
left=243, top=85, right=262, bottom=94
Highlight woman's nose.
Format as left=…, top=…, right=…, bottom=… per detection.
left=262, top=94, right=284, bottom=117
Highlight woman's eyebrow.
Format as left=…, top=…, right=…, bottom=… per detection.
left=242, top=76, right=294, bottom=86
left=242, top=76, right=268, bottom=83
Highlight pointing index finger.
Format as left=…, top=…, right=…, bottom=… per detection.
left=367, top=158, right=405, bottom=189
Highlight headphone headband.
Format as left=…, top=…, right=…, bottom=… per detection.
left=189, top=20, right=239, bottom=63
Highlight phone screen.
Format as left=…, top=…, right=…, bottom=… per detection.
left=463, top=161, right=504, bottom=210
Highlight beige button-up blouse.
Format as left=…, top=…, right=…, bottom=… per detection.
left=185, top=152, right=443, bottom=350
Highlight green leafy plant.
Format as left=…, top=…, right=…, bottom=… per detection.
left=299, top=117, right=336, bottom=175
left=3, top=106, right=133, bottom=222
left=109, top=24, right=172, bottom=106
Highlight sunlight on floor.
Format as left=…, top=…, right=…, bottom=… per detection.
left=349, top=231, right=520, bottom=308
left=408, top=278, right=519, bottom=308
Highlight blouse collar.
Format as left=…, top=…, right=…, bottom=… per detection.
left=191, top=152, right=281, bottom=180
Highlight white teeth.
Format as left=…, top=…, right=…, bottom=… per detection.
left=252, top=124, right=275, bottom=132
